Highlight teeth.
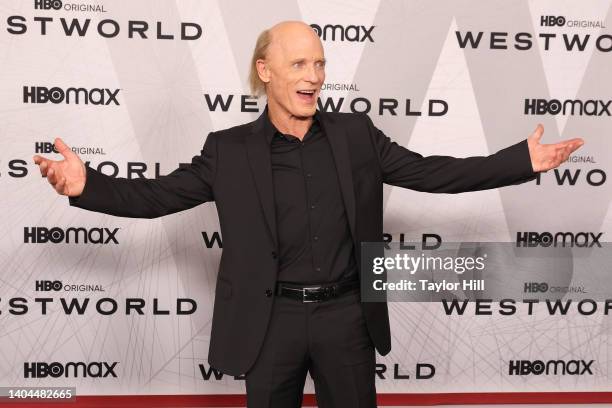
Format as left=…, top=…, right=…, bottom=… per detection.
left=298, top=90, right=314, bottom=94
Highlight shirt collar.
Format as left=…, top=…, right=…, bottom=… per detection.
left=264, top=107, right=321, bottom=144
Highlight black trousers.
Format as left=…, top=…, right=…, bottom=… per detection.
left=245, top=288, right=377, bottom=408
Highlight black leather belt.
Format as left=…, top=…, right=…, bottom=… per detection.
left=276, top=279, right=359, bottom=303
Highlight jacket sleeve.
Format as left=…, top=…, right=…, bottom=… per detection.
left=68, top=132, right=218, bottom=218
left=364, top=115, right=537, bottom=193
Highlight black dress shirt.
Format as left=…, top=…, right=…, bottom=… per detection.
left=264, top=112, right=357, bottom=284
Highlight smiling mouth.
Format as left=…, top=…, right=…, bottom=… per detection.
left=296, top=90, right=317, bottom=103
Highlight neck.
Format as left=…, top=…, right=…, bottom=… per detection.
left=267, top=103, right=313, bottom=140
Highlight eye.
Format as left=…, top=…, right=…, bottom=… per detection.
left=292, top=61, right=304, bottom=68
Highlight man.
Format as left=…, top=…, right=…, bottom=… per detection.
left=34, top=21, right=582, bottom=407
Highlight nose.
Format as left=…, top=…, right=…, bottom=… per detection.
left=305, top=64, right=319, bottom=83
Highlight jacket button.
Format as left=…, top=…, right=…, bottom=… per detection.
left=265, top=289, right=273, bottom=297
left=271, top=251, right=278, bottom=259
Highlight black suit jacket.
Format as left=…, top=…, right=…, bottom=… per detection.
left=69, top=110, right=535, bottom=375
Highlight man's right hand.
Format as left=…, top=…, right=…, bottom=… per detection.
left=33, top=138, right=86, bottom=197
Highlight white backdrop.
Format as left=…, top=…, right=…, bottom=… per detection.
left=0, top=0, right=611, bottom=400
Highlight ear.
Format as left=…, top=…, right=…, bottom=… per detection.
left=256, top=59, right=270, bottom=84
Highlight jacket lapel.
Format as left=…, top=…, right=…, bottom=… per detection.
left=246, top=112, right=278, bottom=249
left=319, top=112, right=357, bottom=247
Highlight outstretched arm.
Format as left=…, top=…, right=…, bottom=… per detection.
left=33, top=134, right=218, bottom=218
left=366, top=115, right=583, bottom=193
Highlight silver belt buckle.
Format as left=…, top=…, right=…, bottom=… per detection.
left=302, top=286, right=322, bottom=303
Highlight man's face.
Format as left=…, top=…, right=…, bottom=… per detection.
left=261, top=25, right=325, bottom=119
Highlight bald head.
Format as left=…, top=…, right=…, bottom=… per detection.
left=268, top=21, right=322, bottom=49
left=250, top=20, right=326, bottom=126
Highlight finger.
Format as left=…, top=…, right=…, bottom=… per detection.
left=54, top=138, right=77, bottom=161
left=35, top=157, right=58, bottom=177
left=54, top=176, right=66, bottom=195
left=39, top=160, right=49, bottom=177
left=547, top=138, right=583, bottom=157
left=567, top=138, right=584, bottom=153
left=546, top=145, right=564, bottom=169
left=556, top=149, right=565, bottom=166
left=563, top=144, right=573, bottom=161
left=530, top=124, right=544, bottom=143
left=561, top=145, right=570, bottom=161
left=561, top=143, right=579, bottom=156
left=557, top=137, right=584, bottom=148
left=47, top=167, right=57, bottom=185
left=33, top=155, right=42, bottom=165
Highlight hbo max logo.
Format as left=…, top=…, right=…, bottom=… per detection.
left=24, top=362, right=118, bottom=378
left=524, top=98, right=611, bottom=116
left=23, top=86, right=120, bottom=105
left=516, top=231, right=602, bottom=248
left=509, top=359, right=593, bottom=376
left=24, top=227, right=120, bottom=244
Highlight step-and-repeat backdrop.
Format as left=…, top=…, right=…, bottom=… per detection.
left=1, top=0, right=611, bottom=400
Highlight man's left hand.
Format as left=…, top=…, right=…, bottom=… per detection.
left=527, top=124, right=584, bottom=172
